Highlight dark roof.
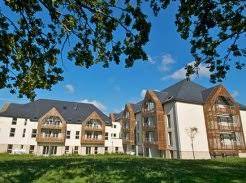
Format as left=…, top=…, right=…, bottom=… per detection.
left=0, top=99, right=111, bottom=125
left=117, top=79, right=246, bottom=116
left=161, top=79, right=207, bottom=104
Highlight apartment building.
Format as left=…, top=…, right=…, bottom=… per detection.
left=118, top=79, right=246, bottom=159
left=0, top=99, right=123, bottom=155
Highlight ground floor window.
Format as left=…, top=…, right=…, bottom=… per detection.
left=115, top=147, right=118, bottom=153
left=42, top=146, right=57, bottom=155
left=86, top=147, right=91, bottom=154
left=29, top=145, right=35, bottom=154
left=7, top=144, right=13, bottom=153
left=105, top=147, right=108, bottom=153
left=65, top=146, right=69, bottom=154
left=170, top=150, right=174, bottom=159
left=73, top=146, right=78, bottom=154
left=94, top=147, right=98, bottom=154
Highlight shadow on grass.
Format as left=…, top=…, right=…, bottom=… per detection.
left=0, top=154, right=246, bottom=183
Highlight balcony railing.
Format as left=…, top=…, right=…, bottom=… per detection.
left=81, top=138, right=104, bottom=144
left=36, top=135, right=65, bottom=143
left=84, top=126, right=103, bottom=131
left=142, top=124, right=156, bottom=131
left=218, top=123, right=241, bottom=131
left=144, top=138, right=158, bottom=145
left=215, top=105, right=237, bottom=114
left=40, top=124, right=63, bottom=129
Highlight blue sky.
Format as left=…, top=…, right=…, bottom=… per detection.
left=0, top=2, right=245, bottom=114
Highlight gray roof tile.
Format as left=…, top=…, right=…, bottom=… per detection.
left=0, top=99, right=111, bottom=125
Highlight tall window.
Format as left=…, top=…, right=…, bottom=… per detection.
left=94, top=147, right=98, bottom=154
left=65, top=146, right=69, bottom=154
left=12, top=117, right=17, bottom=125
left=31, top=129, right=37, bottom=138
left=113, top=124, right=117, bottom=128
left=105, top=147, right=108, bottom=153
left=75, top=131, right=80, bottom=139
left=73, top=146, right=78, bottom=154
left=105, top=132, right=108, bottom=140
left=167, top=115, right=171, bottom=128
left=168, top=132, right=173, bottom=146
left=115, top=147, right=119, bottom=153
left=22, top=129, right=26, bottom=137
left=9, top=128, right=15, bottom=137
left=29, top=145, right=35, bottom=154
left=66, top=131, right=71, bottom=139
left=7, top=144, right=13, bottom=153
left=86, top=147, right=91, bottom=154
left=24, top=119, right=27, bottom=125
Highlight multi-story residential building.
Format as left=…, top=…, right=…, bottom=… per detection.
left=118, top=79, right=246, bottom=159
left=0, top=79, right=246, bottom=159
left=0, top=99, right=123, bottom=155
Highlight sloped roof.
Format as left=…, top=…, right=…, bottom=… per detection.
left=0, top=99, right=111, bottom=125
left=117, top=79, right=246, bottom=115
left=161, top=79, right=207, bottom=104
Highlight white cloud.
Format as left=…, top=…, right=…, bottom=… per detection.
left=80, top=99, right=107, bottom=112
left=231, top=90, right=239, bottom=98
left=159, top=54, right=175, bottom=72
left=140, top=89, right=147, bottom=98
left=148, top=55, right=155, bottom=64
left=63, top=84, right=75, bottom=94
left=162, top=61, right=210, bottom=81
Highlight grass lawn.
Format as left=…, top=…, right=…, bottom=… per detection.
left=0, top=154, right=246, bottom=183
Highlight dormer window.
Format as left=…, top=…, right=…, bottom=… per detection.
left=146, top=101, right=155, bottom=111
left=125, top=111, right=130, bottom=118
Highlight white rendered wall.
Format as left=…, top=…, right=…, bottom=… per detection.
left=240, top=110, right=246, bottom=143
left=0, top=117, right=38, bottom=153
left=105, top=122, right=123, bottom=153
left=175, top=102, right=210, bottom=159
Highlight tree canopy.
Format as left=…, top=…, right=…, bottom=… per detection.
left=0, top=0, right=245, bottom=99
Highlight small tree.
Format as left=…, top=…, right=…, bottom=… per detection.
left=186, top=127, right=198, bottom=159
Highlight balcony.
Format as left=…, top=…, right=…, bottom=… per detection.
left=40, top=124, right=63, bottom=130
left=81, top=138, right=104, bottom=145
left=142, top=124, right=156, bottom=131
left=84, top=126, right=103, bottom=131
left=36, top=135, right=65, bottom=143
left=144, top=138, right=158, bottom=146
left=218, top=122, right=241, bottom=131
left=215, top=105, right=237, bottom=115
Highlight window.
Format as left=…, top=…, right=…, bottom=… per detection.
left=167, top=115, right=171, bottom=128
left=115, top=147, right=119, bottom=153
left=7, top=144, right=13, bottom=153
left=94, top=132, right=98, bottom=139
left=31, top=129, right=37, bottom=138
left=65, top=146, right=69, bottom=154
left=94, top=147, right=98, bottom=154
left=42, top=146, right=57, bottom=155
left=105, top=132, right=108, bottom=140
left=113, top=125, right=117, bottom=128
left=111, top=133, right=117, bottom=138
left=9, top=128, right=15, bottom=137
left=73, top=146, right=78, bottom=154
left=66, top=131, right=71, bottom=139
left=12, top=117, right=17, bottom=125
left=21, top=145, right=24, bottom=149
left=137, top=132, right=140, bottom=142
left=168, top=132, right=173, bottom=146
left=105, top=147, right=108, bottom=153
left=22, top=129, right=26, bottom=137
left=217, top=116, right=233, bottom=123
left=29, top=145, right=35, bottom=154
left=146, top=101, right=155, bottom=111
left=86, top=132, right=92, bottom=139
left=75, top=131, right=80, bottom=139
left=24, top=119, right=27, bottom=125
left=86, top=147, right=91, bottom=154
